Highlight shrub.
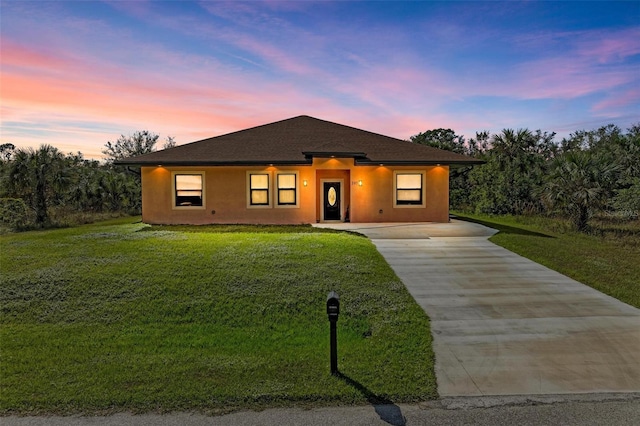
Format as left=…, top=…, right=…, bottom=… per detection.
left=0, top=198, right=32, bottom=230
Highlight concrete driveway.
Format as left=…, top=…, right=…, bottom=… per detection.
left=314, top=220, right=640, bottom=396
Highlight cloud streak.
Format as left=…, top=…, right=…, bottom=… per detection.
left=1, top=1, right=638, bottom=158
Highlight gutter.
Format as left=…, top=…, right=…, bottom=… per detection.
left=114, top=158, right=486, bottom=168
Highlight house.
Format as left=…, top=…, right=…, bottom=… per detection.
left=116, top=116, right=483, bottom=225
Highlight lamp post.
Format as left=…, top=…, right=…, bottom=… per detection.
left=326, top=291, right=340, bottom=375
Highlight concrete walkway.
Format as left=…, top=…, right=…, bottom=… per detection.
left=314, top=220, right=640, bottom=396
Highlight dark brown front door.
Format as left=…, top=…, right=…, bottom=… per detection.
left=323, top=182, right=341, bottom=221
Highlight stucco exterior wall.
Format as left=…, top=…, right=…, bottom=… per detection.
left=140, top=161, right=450, bottom=225
left=349, top=164, right=450, bottom=223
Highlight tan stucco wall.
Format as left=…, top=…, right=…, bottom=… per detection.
left=349, top=163, right=450, bottom=223
left=140, top=161, right=449, bottom=224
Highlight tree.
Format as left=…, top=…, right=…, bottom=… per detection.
left=0, top=143, right=15, bottom=161
left=468, top=129, right=555, bottom=215
left=4, top=145, right=70, bottom=226
left=613, top=125, right=640, bottom=216
left=540, top=151, right=618, bottom=231
left=102, top=130, right=165, bottom=213
left=102, top=130, right=159, bottom=162
left=162, top=136, right=177, bottom=150
left=560, top=124, right=640, bottom=217
left=410, top=128, right=469, bottom=154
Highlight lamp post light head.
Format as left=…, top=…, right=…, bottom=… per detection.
left=327, top=291, right=340, bottom=322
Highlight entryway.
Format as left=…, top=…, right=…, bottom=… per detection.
left=320, top=179, right=343, bottom=222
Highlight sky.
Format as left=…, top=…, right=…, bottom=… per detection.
left=1, top=1, right=639, bottom=160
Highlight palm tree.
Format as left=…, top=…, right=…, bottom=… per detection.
left=470, top=129, right=554, bottom=215
left=540, top=151, right=618, bottom=231
left=5, top=145, right=69, bottom=227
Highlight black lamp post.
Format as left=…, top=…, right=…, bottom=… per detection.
left=326, top=291, right=340, bottom=375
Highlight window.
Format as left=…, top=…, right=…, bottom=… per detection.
left=249, top=173, right=270, bottom=206
left=174, top=173, right=203, bottom=207
left=395, top=172, right=423, bottom=206
left=277, top=173, right=296, bottom=205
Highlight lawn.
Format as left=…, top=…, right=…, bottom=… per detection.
left=0, top=217, right=436, bottom=415
left=454, top=212, right=640, bottom=309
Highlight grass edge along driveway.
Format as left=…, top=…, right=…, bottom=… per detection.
left=454, top=212, right=640, bottom=309
left=0, top=217, right=436, bottom=415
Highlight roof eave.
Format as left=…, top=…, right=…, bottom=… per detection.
left=115, top=159, right=313, bottom=167
left=355, top=159, right=486, bottom=166
left=115, top=158, right=485, bottom=167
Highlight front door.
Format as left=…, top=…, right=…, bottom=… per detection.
left=323, top=181, right=341, bottom=221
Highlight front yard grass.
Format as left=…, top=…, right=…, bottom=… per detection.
left=0, top=217, right=436, bottom=415
left=454, top=212, right=640, bottom=309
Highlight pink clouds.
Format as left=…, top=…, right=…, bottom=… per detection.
left=592, top=88, right=640, bottom=117
left=223, top=33, right=317, bottom=76
left=1, top=40, right=72, bottom=72
left=508, top=58, right=635, bottom=100
left=489, top=27, right=640, bottom=101
left=1, top=35, right=385, bottom=158
left=1, top=39, right=277, bottom=156
left=575, top=27, right=640, bottom=64
left=2, top=8, right=438, bottom=155
left=2, top=1, right=638, bottom=160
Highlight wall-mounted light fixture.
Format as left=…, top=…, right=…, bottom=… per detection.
left=303, top=179, right=308, bottom=187
left=358, top=180, right=363, bottom=187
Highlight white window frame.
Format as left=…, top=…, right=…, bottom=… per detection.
left=172, top=171, right=205, bottom=210
left=393, top=171, right=425, bottom=208
left=275, top=171, right=300, bottom=208
left=246, top=171, right=272, bottom=208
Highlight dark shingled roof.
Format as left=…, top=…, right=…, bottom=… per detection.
left=115, top=115, right=484, bottom=166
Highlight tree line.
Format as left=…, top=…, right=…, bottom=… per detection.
left=0, top=131, right=173, bottom=230
left=1, top=124, right=638, bottom=232
left=411, top=124, right=640, bottom=230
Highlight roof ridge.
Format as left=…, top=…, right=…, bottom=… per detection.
left=115, top=115, right=485, bottom=166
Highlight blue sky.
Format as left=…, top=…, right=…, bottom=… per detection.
left=1, top=1, right=639, bottom=158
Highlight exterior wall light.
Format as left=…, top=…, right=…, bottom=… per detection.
left=303, top=179, right=308, bottom=187
left=358, top=180, right=363, bottom=186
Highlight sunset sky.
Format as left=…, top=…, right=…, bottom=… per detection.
left=1, top=1, right=639, bottom=159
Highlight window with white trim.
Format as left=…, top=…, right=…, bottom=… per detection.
left=249, top=173, right=270, bottom=206
left=277, top=173, right=297, bottom=206
left=174, top=173, right=204, bottom=207
left=395, top=172, right=424, bottom=206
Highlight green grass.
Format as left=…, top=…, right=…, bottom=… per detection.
left=0, top=217, right=436, bottom=415
left=453, top=212, right=640, bottom=308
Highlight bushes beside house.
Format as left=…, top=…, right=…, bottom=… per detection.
left=412, top=124, right=640, bottom=230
